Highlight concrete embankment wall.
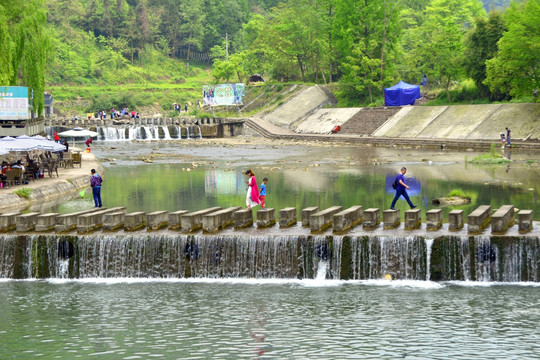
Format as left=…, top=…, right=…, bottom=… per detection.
left=263, top=85, right=332, bottom=128
left=0, top=174, right=93, bottom=214
left=261, top=85, right=539, bottom=142
left=373, top=103, right=540, bottom=141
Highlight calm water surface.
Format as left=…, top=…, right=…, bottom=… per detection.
left=54, top=141, right=540, bottom=219
left=0, top=279, right=538, bottom=359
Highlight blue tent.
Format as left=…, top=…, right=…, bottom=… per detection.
left=384, top=81, right=421, bottom=106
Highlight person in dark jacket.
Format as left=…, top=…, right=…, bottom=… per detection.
left=390, top=167, right=417, bottom=210
left=90, top=169, right=103, bottom=208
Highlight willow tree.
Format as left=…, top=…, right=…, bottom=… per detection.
left=0, top=0, right=51, bottom=116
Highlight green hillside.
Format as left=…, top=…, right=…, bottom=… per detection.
left=1, top=0, right=537, bottom=116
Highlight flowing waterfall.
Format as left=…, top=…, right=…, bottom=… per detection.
left=1, top=234, right=538, bottom=281
left=425, top=238, right=434, bottom=281
left=162, top=126, right=172, bottom=140
left=96, top=125, right=195, bottom=140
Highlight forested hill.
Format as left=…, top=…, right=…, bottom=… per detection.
left=2, top=0, right=537, bottom=116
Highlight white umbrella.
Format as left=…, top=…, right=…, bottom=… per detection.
left=29, top=135, right=66, bottom=151
left=16, top=135, right=66, bottom=152
left=0, top=136, right=39, bottom=151
left=58, top=128, right=99, bottom=138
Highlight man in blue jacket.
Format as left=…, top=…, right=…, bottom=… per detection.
left=390, top=167, right=417, bottom=210
left=90, top=169, right=103, bottom=208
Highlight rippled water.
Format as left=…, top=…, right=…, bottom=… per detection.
left=0, top=279, right=538, bottom=359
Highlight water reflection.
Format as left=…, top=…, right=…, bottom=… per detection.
left=47, top=143, right=540, bottom=220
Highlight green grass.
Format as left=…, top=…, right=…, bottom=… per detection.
left=448, top=189, right=472, bottom=199
left=469, top=143, right=511, bottom=164
left=15, top=188, right=33, bottom=199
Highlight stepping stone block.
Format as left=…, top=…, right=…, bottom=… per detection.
left=383, top=209, right=400, bottom=229
left=333, top=206, right=363, bottom=233
left=426, top=209, right=442, bottom=231
left=468, top=205, right=491, bottom=233
left=279, top=207, right=297, bottom=228
left=363, top=208, right=380, bottom=228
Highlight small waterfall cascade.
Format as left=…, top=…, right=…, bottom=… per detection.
left=425, top=238, right=434, bottom=281
left=97, top=125, right=201, bottom=141
left=0, top=234, right=538, bottom=281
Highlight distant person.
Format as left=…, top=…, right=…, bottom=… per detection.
left=245, top=169, right=261, bottom=210
left=54, top=132, right=60, bottom=143
left=63, top=139, right=69, bottom=153
left=500, top=132, right=506, bottom=149
left=506, top=127, right=511, bottom=148
left=390, top=167, right=417, bottom=210
left=259, top=178, right=268, bottom=209
left=85, top=137, right=93, bottom=148
left=90, top=169, right=103, bottom=208
left=184, top=104, right=188, bottom=112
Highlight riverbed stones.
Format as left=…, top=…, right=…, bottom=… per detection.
left=279, top=207, right=297, bottom=228
left=169, top=210, right=188, bottom=230
left=203, top=206, right=242, bottom=233
left=468, top=205, right=491, bottom=233
left=234, top=209, right=253, bottom=228
left=448, top=210, right=464, bottom=231
left=147, top=211, right=169, bottom=231
left=426, top=209, right=443, bottom=230
left=301, top=207, right=319, bottom=227
left=404, top=209, right=421, bottom=230
left=125, top=212, right=146, bottom=231
left=257, top=208, right=276, bottom=228
left=491, top=205, right=514, bottom=234
left=0, top=212, right=22, bottom=232
left=518, top=210, right=533, bottom=233
left=181, top=207, right=222, bottom=232
left=363, top=208, right=380, bottom=228
left=35, top=213, right=59, bottom=232
left=383, top=209, right=400, bottom=229
left=310, top=206, right=343, bottom=232
left=333, top=206, right=363, bottom=233
left=16, top=212, right=41, bottom=232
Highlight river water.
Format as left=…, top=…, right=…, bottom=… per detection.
left=5, top=139, right=538, bottom=358
left=53, top=140, right=540, bottom=219
left=0, top=279, right=538, bottom=359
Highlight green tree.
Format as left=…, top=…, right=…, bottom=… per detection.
left=258, top=0, right=329, bottom=82
left=179, top=0, right=206, bottom=68
left=415, top=0, right=485, bottom=102
left=0, top=0, right=52, bottom=116
left=333, top=0, right=401, bottom=103
left=463, top=11, right=506, bottom=98
left=485, top=0, right=540, bottom=98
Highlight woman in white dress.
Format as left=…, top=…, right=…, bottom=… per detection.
left=245, top=169, right=261, bottom=210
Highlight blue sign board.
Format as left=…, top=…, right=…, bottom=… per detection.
left=0, top=86, right=29, bottom=120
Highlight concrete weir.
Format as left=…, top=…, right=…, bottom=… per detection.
left=0, top=205, right=537, bottom=282
left=0, top=205, right=535, bottom=237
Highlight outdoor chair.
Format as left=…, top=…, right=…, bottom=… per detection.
left=5, top=169, right=21, bottom=187
left=47, top=160, right=59, bottom=178
left=25, top=165, right=37, bottom=182
left=72, top=152, right=82, bottom=167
